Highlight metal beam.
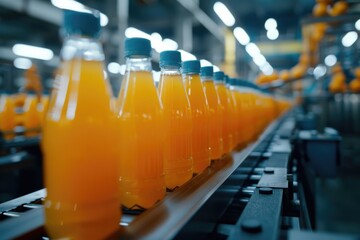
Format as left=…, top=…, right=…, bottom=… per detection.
left=176, top=0, right=224, bottom=43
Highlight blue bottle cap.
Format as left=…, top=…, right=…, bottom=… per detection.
left=159, top=51, right=181, bottom=68
left=63, top=10, right=101, bottom=38
left=200, top=66, right=213, bottom=77
left=182, top=60, right=200, bottom=74
left=125, top=38, right=151, bottom=57
left=224, top=75, right=230, bottom=84
left=229, top=78, right=236, bottom=85
left=214, top=71, right=224, bottom=81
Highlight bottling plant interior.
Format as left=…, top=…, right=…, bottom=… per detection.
left=0, top=0, right=360, bottom=239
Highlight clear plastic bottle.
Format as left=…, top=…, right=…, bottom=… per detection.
left=201, top=66, right=223, bottom=160
left=158, top=50, right=193, bottom=190
left=117, top=37, right=165, bottom=209
left=183, top=60, right=210, bottom=174
left=214, top=71, right=233, bottom=154
left=43, top=10, right=120, bottom=239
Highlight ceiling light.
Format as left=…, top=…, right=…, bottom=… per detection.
left=163, top=38, right=178, bottom=51
left=264, top=18, right=277, bottom=31
left=200, top=59, right=212, bottom=67
left=313, top=65, right=327, bottom=79
left=324, top=54, right=337, bottom=67
left=213, top=65, right=220, bottom=72
left=125, top=27, right=150, bottom=39
left=245, top=43, right=261, bottom=58
left=51, top=0, right=109, bottom=26
left=178, top=50, right=196, bottom=61
left=107, top=62, right=121, bottom=74
left=253, top=54, right=267, bottom=67
left=13, top=58, right=32, bottom=70
left=267, top=29, right=279, bottom=40
left=233, top=27, right=250, bottom=45
left=12, top=44, right=54, bottom=60
left=213, top=2, right=235, bottom=27
left=355, top=19, right=360, bottom=31
left=342, top=31, right=358, bottom=47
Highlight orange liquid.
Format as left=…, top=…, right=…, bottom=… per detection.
left=158, top=72, right=192, bottom=189
left=23, top=96, right=40, bottom=137
left=38, top=95, right=49, bottom=126
left=117, top=70, right=165, bottom=209
left=184, top=74, right=210, bottom=174
left=203, top=80, right=223, bottom=159
left=0, top=95, right=15, bottom=140
left=215, top=83, right=233, bottom=153
left=43, top=59, right=120, bottom=239
left=227, top=87, right=238, bottom=148
left=233, top=90, right=245, bottom=148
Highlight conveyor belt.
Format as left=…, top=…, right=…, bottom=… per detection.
left=0, top=111, right=293, bottom=239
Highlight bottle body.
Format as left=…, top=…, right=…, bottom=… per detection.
left=43, top=38, right=120, bottom=239
left=184, top=74, right=210, bottom=174
left=158, top=69, right=193, bottom=189
left=215, top=82, right=233, bottom=154
left=227, top=87, right=237, bottom=149
left=23, top=95, right=40, bottom=137
left=202, top=80, right=223, bottom=159
left=117, top=58, right=165, bottom=209
left=0, top=95, right=15, bottom=140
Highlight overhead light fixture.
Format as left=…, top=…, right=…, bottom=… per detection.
left=200, top=59, right=212, bottom=67
left=253, top=54, right=267, bottom=67
left=51, top=0, right=109, bottom=26
left=13, top=57, right=32, bottom=70
left=163, top=38, right=178, bottom=51
left=233, top=27, right=250, bottom=45
left=313, top=65, right=327, bottom=79
left=356, top=19, right=360, bottom=31
left=213, top=2, right=235, bottom=27
left=324, top=54, right=337, bottom=67
left=267, top=29, right=279, bottom=40
left=178, top=50, right=196, bottom=61
left=125, top=27, right=150, bottom=39
left=342, top=31, right=358, bottom=47
left=107, top=62, right=121, bottom=74
left=213, top=65, right=220, bottom=72
left=264, top=18, right=277, bottom=31
left=261, top=62, right=274, bottom=75
left=12, top=44, right=54, bottom=61
left=245, top=43, right=261, bottom=58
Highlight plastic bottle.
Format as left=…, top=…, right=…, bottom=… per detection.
left=225, top=75, right=238, bottom=149
left=158, top=50, right=192, bottom=190
left=183, top=60, right=210, bottom=174
left=43, top=10, right=120, bottom=239
left=201, top=66, right=223, bottom=160
left=214, top=71, right=233, bottom=153
left=117, top=37, right=165, bottom=209
left=0, top=95, right=15, bottom=140
left=23, top=95, right=40, bottom=137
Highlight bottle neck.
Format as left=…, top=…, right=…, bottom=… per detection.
left=125, top=57, right=152, bottom=72
left=160, top=66, right=181, bottom=76
left=61, top=36, right=104, bottom=62
left=201, top=76, right=213, bottom=82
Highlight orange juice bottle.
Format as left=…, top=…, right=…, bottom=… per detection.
left=117, top=37, right=165, bottom=208
left=0, top=94, right=15, bottom=140
left=201, top=66, right=223, bottom=160
left=183, top=60, right=210, bottom=174
left=214, top=71, right=233, bottom=153
left=43, top=10, right=120, bottom=239
left=225, top=76, right=238, bottom=149
left=38, top=95, right=49, bottom=127
left=158, top=50, right=192, bottom=190
left=23, top=95, right=40, bottom=137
